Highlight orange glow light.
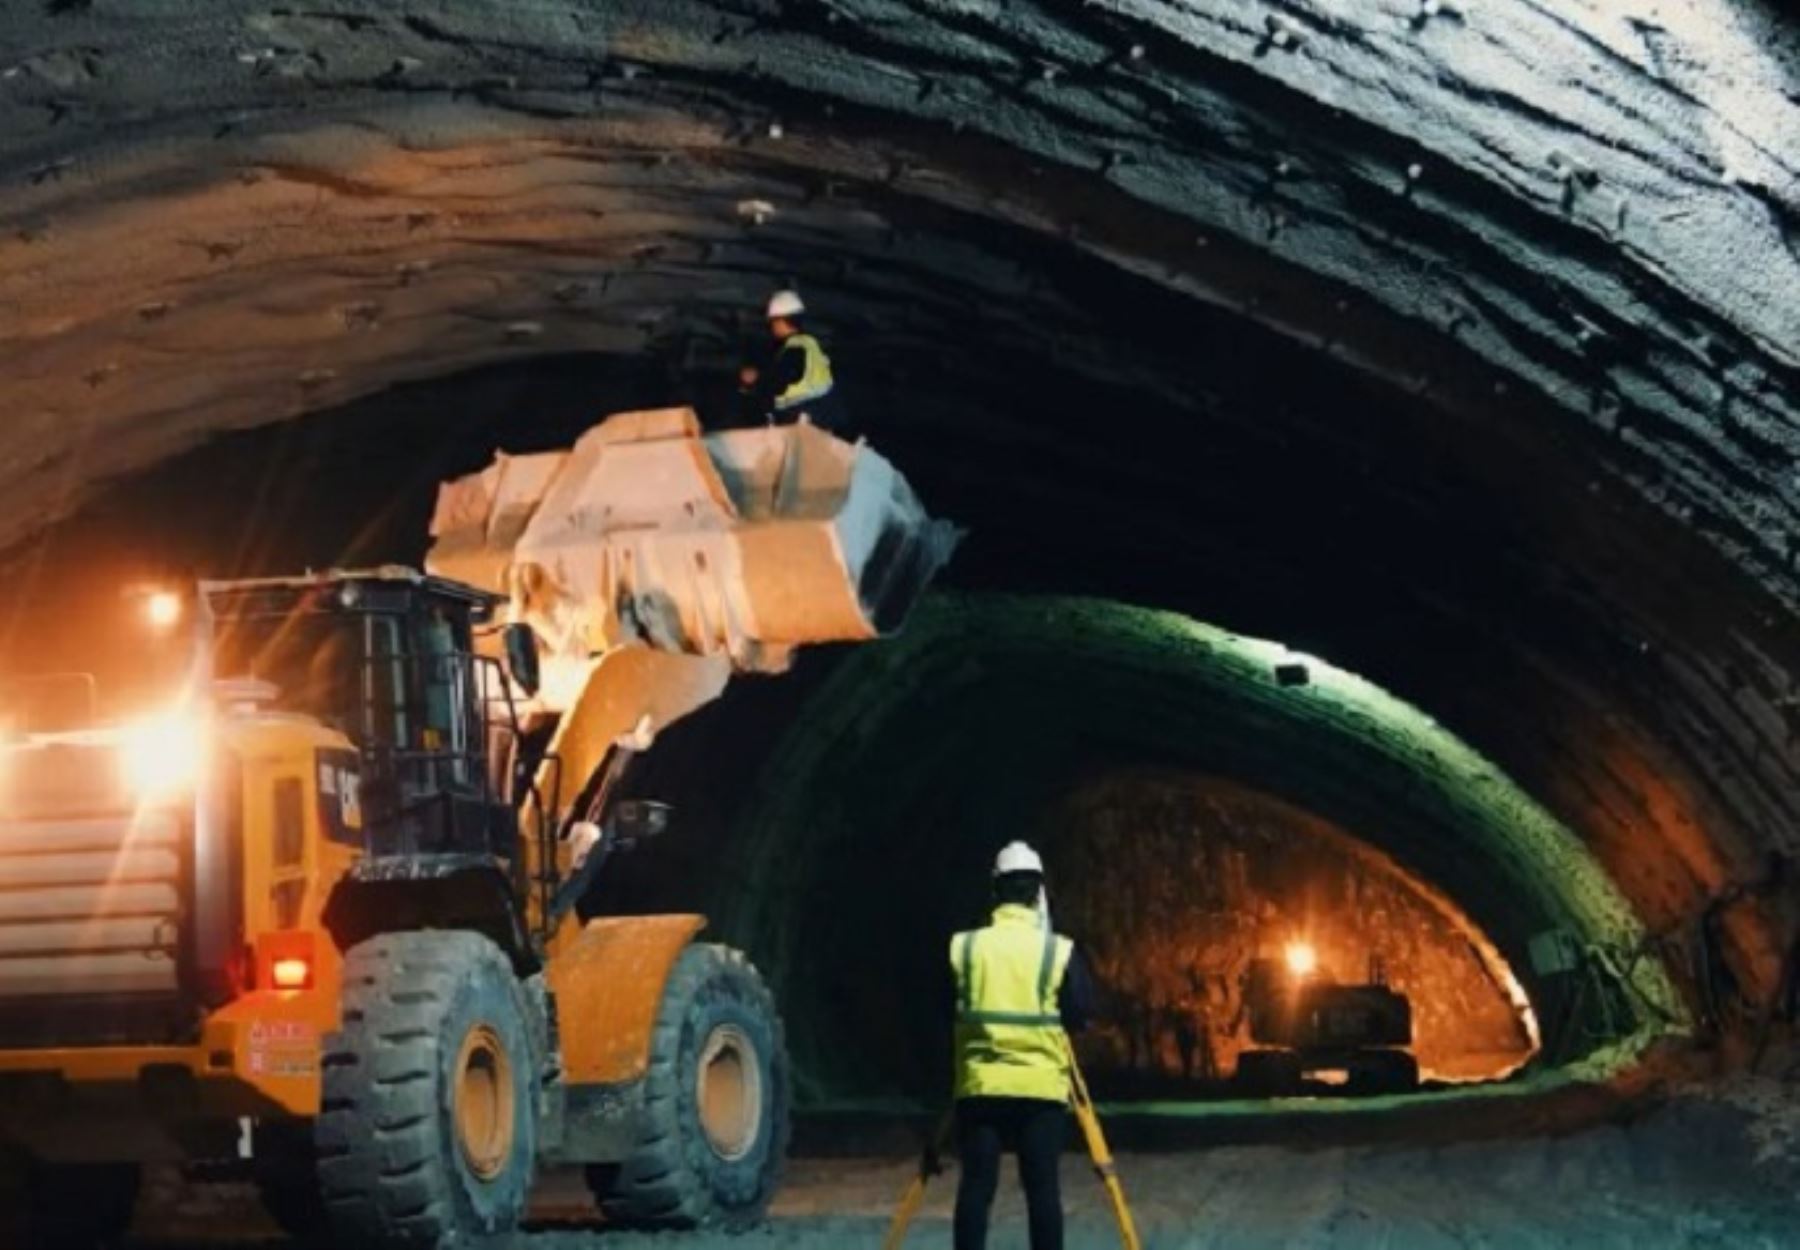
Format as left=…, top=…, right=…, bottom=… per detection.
left=271, top=957, right=312, bottom=990
left=120, top=709, right=205, bottom=798
left=1284, top=940, right=1318, bottom=978
left=145, top=590, right=183, bottom=630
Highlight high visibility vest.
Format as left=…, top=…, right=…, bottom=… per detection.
left=772, top=334, right=835, bottom=411
left=949, top=904, right=1074, bottom=1103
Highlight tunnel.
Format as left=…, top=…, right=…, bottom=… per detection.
left=0, top=0, right=1797, bottom=1242
left=621, top=593, right=1649, bottom=1104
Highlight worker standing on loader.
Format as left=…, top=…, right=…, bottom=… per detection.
left=736, top=289, right=847, bottom=431
left=948, top=841, right=1095, bottom=1250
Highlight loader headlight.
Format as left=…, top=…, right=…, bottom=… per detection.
left=144, top=590, right=184, bottom=631
left=121, top=711, right=206, bottom=798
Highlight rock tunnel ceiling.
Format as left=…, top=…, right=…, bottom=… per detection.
left=0, top=1, right=1797, bottom=1081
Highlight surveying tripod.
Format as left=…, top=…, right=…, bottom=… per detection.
left=883, top=1039, right=1141, bottom=1250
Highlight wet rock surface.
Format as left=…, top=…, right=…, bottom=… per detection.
left=1, top=2, right=1793, bottom=559
left=1043, top=771, right=1535, bottom=1085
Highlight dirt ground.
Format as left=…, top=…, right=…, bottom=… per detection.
left=130, top=1079, right=1800, bottom=1249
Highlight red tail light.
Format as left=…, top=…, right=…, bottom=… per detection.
left=257, top=931, right=318, bottom=992
left=271, top=957, right=312, bottom=990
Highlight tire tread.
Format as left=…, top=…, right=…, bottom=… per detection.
left=591, top=942, right=791, bottom=1231
left=272, top=929, right=538, bottom=1249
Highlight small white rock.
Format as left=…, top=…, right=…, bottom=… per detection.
left=736, top=198, right=777, bottom=225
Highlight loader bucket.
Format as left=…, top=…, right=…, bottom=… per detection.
left=428, top=409, right=959, bottom=679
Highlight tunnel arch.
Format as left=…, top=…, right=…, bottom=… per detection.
left=695, top=594, right=1678, bottom=1100
left=0, top=1, right=1795, bottom=1096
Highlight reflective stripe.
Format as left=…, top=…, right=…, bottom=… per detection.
left=957, top=931, right=974, bottom=1016
left=948, top=906, right=1075, bottom=1102
left=773, top=334, right=834, bottom=410
left=959, top=1011, right=1062, bottom=1026
left=1036, top=925, right=1057, bottom=1009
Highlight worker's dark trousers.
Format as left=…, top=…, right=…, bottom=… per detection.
left=954, top=1095, right=1066, bottom=1250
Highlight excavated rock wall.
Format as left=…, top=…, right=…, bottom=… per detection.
left=1042, top=771, right=1535, bottom=1085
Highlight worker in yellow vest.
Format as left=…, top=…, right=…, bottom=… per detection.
left=948, top=841, right=1095, bottom=1250
left=736, top=289, right=847, bottom=432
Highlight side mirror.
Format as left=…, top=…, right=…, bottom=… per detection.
left=502, top=623, right=540, bottom=697
left=608, top=799, right=672, bottom=843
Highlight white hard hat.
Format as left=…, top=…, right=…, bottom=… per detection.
left=993, top=841, right=1044, bottom=876
left=766, top=289, right=806, bottom=319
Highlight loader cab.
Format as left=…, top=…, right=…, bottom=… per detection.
left=201, top=571, right=527, bottom=872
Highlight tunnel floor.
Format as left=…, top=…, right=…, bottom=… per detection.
left=673, top=1125, right=1795, bottom=1250
left=116, top=1062, right=1800, bottom=1249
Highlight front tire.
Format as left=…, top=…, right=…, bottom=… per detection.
left=589, top=943, right=790, bottom=1230
left=314, top=930, right=538, bottom=1248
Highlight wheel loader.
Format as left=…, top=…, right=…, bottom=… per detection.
left=0, top=409, right=957, bottom=1247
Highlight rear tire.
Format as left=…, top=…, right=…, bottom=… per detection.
left=314, top=930, right=538, bottom=1249
left=588, top=943, right=789, bottom=1230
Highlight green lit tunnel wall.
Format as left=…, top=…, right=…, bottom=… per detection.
left=674, top=594, right=1680, bottom=1104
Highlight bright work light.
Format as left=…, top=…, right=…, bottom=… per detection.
left=1284, top=940, right=1318, bottom=979
left=120, top=710, right=204, bottom=798
left=144, top=590, right=183, bottom=631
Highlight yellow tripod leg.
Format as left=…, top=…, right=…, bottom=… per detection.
left=1065, top=1040, right=1144, bottom=1250
left=883, top=1108, right=955, bottom=1250
left=883, top=1176, right=930, bottom=1250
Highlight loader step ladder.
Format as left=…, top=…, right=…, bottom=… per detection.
left=883, top=1040, right=1143, bottom=1250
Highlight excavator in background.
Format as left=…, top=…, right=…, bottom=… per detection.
left=1233, top=942, right=1420, bottom=1096
left=0, top=409, right=957, bottom=1248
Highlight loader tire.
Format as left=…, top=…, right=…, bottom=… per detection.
left=315, top=931, right=538, bottom=1249
left=588, top=943, right=790, bottom=1230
